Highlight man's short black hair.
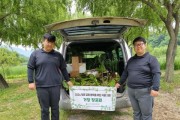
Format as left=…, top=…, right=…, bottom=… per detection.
left=133, top=36, right=146, bottom=45
left=43, top=33, right=56, bottom=42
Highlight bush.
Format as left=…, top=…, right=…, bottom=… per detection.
left=0, top=65, right=27, bottom=79
left=150, top=46, right=180, bottom=70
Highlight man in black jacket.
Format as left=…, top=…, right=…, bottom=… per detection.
left=115, top=36, right=161, bottom=120
left=27, top=33, right=73, bottom=120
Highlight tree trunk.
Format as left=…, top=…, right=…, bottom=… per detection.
left=139, top=0, right=180, bottom=83
left=0, top=73, right=9, bottom=88
left=164, top=22, right=178, bottom=82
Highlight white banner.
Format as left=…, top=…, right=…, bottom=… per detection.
left=69, top=86, right=117, bottom=111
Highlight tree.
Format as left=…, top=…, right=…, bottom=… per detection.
left=0, top=0, right=74, bottom=85
left=0, top=47, right=22, bottom=76
left=0, top=0, right=72, bottom=48
left=139, top=0, right=179, bottom=82
left=77, top=0, right=180, bottom=82
left=0, top=47, right=23, bottom=88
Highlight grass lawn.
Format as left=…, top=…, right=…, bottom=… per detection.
left=0, top=79, right=40, bottom=120
left=0, top=71, right=180, bottom=120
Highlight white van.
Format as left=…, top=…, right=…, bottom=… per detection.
left=44, top=17, right=147, bottom=110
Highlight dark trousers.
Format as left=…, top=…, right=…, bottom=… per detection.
left=36, top=86, right=60, bottom=120
left=128, top=87, right=154, bottom=120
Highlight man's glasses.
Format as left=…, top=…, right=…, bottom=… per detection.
left=134, top=43, right=144, bottom=47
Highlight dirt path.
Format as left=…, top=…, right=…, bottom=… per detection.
left=152, top=88, right=180, bottom=120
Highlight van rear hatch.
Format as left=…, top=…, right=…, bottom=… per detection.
left=44, top=17, right=147, bottom=41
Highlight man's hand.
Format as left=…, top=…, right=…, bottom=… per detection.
left=115, top=83, right=121, bottom=88
left=150, top=90, right=159, bottom=97
left=67, top=81, right=73, bottom=87
left=28, top=83, right=36, bottom=90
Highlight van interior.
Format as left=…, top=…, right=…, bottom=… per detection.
left=64, top=40, right=126, bottom=93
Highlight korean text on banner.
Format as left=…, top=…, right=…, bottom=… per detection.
left=69, top=86, right=117, bottom=111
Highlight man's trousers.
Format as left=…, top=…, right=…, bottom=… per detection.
left=128, top=87, right=154, bottom=120
left=36, top=86, right=60, bottom=120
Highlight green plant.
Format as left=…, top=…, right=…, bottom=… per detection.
left=0, top=65, right=27, bottom=79
left=150, top=46, right=180, bottom=70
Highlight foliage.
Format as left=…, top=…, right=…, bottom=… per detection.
left=63, top=54, right=120, bottom=88
left=148, top=32, right=180, bottom=47
left=148, top=46, right=180, bottom=70
left=96, top=56, right=106, bottom=73
left=0, top=65, right=27, bottom=79
left=77, top=0, right=179, bottom=43
left=160, top=70, right=180, bottom=92
left=0, top=48, right=22, bottom=66
left=77, top=0, right=180, bottom=82
left=0, top=0, right=72, bottom=48
left=63, top=73, right=119, bottom=91
left=77, top=0, right=163, bottom=41
left=0, top=47, right=26, bottom=78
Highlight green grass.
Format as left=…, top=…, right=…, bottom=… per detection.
left=0, top=70, right=180, bottom=120
left=150, top=46, right=180, bottom=70
left=0, top=65, right=27, bottom=79
left=160, top=70, right=180, bottom=92
left=0, top=80, right=40, bottom=120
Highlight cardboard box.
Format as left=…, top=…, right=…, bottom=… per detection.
left=70, top=56, right=80, bottom=77
left=68, top=56, right=86, bottom=77
left=72, top=56, right=79, bottom=72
